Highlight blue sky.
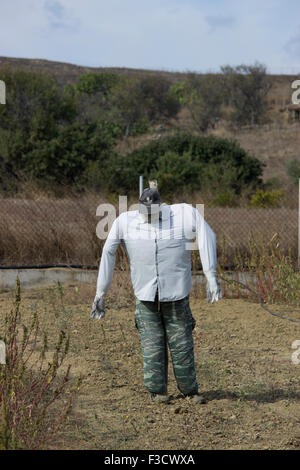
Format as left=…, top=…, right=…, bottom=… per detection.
left=0, top=0, right=300, bottom=74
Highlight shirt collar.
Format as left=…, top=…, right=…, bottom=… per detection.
left=137, top=204, right=171, bottom=224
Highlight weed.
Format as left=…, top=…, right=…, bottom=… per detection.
left=0, top=278, right=80, bottom=449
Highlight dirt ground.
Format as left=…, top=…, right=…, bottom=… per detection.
left=0, top=281, right=300, bottom=450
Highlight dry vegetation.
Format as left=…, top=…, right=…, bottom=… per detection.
left=1, top=239, right=300, bottom=450
left=0, top=195, right=297, bottom=266
left=1, top=267, right=299, bottom=450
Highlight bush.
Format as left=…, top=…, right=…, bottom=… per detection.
left=110, top=75, right=180, bottom=137
left=286, top=158, right=300, bottom=186
left=0, top=68, right=76, bottom=135
left=76, top=72, right=119, bottom=96
left=175, top=73, right=224, bottom=132
left=211, top=190, right=238, bottom=207
left=250, top=189, right=285, bottom=208
left=106, top=133, right=264, bottom=198
left=5, top=120, right=118, bottom=186
left=221, top=63, right=271, bottom=126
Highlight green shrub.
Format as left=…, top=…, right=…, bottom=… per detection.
left=4, top=120, right=118, bottom=186
left=211, top=190, right=238, bottom=207
left=250, top=189, right=285, bottom=208
left=106, top=133, right=264, bottom=197
left=130, top=117, right=150, bottom=136
left=76, top=72, right=119, bottom=95
left=286, top=158, right=300, bottom=186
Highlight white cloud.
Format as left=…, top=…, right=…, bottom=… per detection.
left=284, top=26, right=300, bottom=60
left=205, top=15, right=236, bottom=34
left=44, top=0, right=79, bottom=31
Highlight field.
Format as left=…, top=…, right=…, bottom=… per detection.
left=1, top=56, right=300, bottom=451
left=1, top=274, right=299, bottom=450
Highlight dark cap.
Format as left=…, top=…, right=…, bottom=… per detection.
left=139, top=188, right=161, bottom=208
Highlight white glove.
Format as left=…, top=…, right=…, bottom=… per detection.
left=90, top=294, right=105, bottom=319
left=205, top=272, right=222, bottom=304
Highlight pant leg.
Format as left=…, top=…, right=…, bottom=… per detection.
left=135, top=296, right=168, bottom=395
left=160, top=296, right=198, bottom=396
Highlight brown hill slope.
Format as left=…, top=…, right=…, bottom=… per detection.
left=0, top=56, right=187, bottom=85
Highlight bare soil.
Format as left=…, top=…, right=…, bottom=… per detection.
left=0, top=281, right=299, bottom=450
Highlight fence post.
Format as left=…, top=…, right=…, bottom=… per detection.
left=139, top=175, right=143, bottom=198
left=299, top=178, right=300, bottom=268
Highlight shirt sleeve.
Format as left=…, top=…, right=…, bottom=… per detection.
left=193, top=207, right=217, bottom=276
left=96, top=215, right=122, bottom=297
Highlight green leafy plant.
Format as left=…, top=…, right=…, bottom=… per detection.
left=106, top=133, right=264, bottom=197
left=250, top=189, right=285, bottom=208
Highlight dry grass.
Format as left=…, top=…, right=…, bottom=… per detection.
left=209, top=123, right=300, bottom=186
left=0, top=195, right=297, bottom=267
left=1, top=275, right=299, bottom=450
left=0, top=279, right=80, bottom=449
left=0, top=196, right=104, bottom=266
left=1, top=241, right=300, bottom=450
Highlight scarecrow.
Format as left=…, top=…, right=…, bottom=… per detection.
left=91, top=183, right=222, bottom=403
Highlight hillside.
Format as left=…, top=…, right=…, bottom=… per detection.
left=0, top=55, right=297, bottom=95
left=0, top=56, right=299, bottom=193
left=0, top=56, right=187, bottom=86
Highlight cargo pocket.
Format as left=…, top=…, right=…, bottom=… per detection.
left=185, top=303, right=196, bottom=330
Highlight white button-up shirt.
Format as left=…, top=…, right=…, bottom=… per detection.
left=96, top=203, right=217, bottom=302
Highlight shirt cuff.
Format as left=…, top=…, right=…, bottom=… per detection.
left=204, top=270, right=217, bottom=280
left=96, top=291, right=106, bottom=298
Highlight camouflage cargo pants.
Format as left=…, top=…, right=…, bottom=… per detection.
left=134, top=293, right=198, bottom=396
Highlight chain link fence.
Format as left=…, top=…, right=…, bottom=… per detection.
left=0, top=196, right=298, bottom=268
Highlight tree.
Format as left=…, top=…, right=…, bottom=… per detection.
left=173, top=73, right=224, bottom=132
left=0, top=68, right=76, bottom=136
left=111, top=76, right=147, bottom=137
left=221, top=63, right=272, bottom=126
left=111, top=75, right=180, bottom=137
left=138, top=75, right=180, bottom=122
left=74, top=72, right=119, bottom=123
left=76, top=72, right=118, bottom=96
left=0, top=69, right=118, bottom=189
